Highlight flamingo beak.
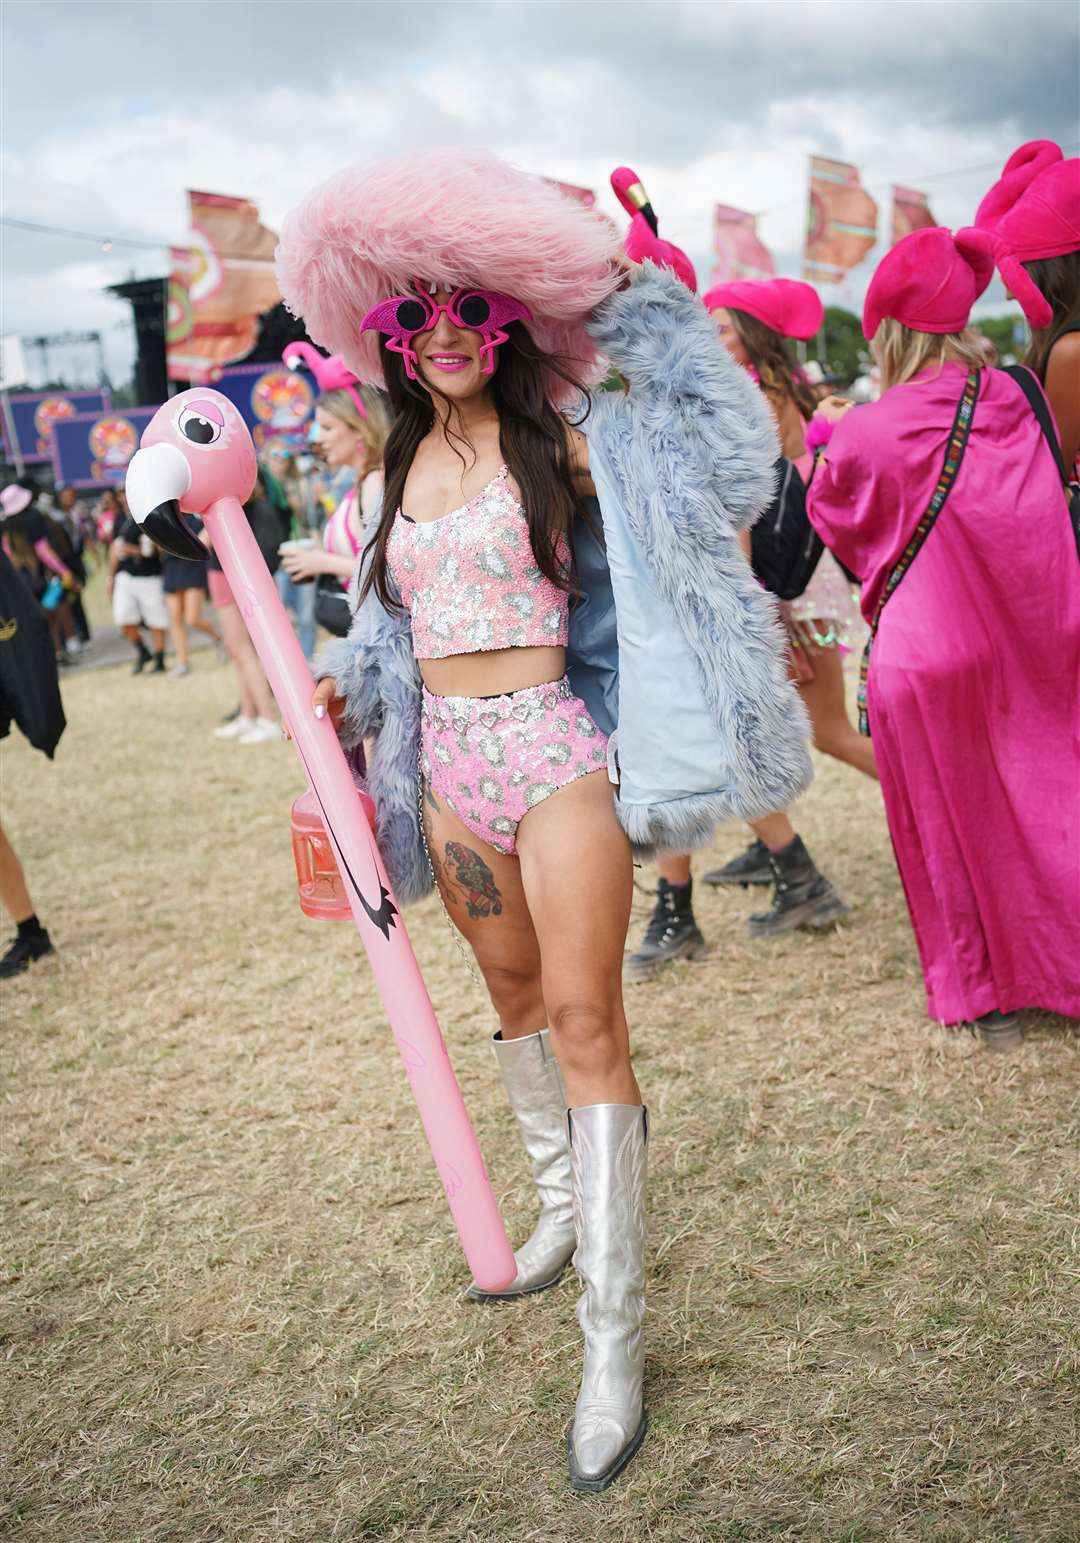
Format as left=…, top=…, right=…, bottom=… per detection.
left=126, top=443, right=206, bottom=560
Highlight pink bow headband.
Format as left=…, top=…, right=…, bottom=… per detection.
left=282, top=342, right=368, bottom=420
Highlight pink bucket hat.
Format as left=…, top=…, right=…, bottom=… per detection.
left=700, top=278, right=824, bottom=340
left=862, top=227, right=994, bottom=340
left=275, top=148, right=623, bottom=408
left=974, top=140, right=1065, bottom=232
left=961, top=158, right=1080, bottom=330
left=0, top=483, right=33, bottom=518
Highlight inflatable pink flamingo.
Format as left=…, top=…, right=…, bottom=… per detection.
left=125, top=389, right=515, bottom=1292
left=281, top=341, right=370, bottom=420
left=610, top=165, right=698, bottom=290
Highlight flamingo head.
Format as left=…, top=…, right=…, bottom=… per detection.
left=610, top=164, right=697, bottom=292
left=125, top=389, right=257, bottom=559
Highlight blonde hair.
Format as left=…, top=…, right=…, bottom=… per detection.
left=873, top=317, right=987, bottom=392
left=318, top=385, right=390, bottom=469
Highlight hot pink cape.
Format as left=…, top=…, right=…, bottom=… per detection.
left=808, top=362, right=1080, bottom=1024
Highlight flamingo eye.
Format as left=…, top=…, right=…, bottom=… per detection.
left=178, top=407, right=222, bottom=445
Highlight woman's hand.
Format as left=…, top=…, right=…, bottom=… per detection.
left=281, top=546, right=330, bottom=582
left=815, top=394, right=856, bottom=424
left=312, top=675, right=347, bottom=732
left=284, top=676, right=346, bottom=742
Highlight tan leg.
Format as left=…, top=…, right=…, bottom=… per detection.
left=516, top=771, right=639, bottom=1109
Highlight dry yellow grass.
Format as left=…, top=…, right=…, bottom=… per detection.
left=2, top=637, right=1078, bottom=1541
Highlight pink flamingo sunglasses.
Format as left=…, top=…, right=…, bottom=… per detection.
left=360, top=283, right=533, bottom=380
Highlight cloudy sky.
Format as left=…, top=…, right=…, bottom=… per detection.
left=3, top=0, right=1077, bottom=388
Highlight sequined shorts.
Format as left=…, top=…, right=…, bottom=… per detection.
left=420, top=676, right=609, bottom=855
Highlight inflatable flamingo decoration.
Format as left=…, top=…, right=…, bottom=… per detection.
left=610, top=166, right=698, bottom=291
left=282, top=342, right=369, bottom=421
left=125, top=390, right=516, bottom=1293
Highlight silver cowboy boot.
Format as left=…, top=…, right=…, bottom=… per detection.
left=566, top=1103, right=649, bottom=1492
left=466, top=1029, right=577, bottom=1303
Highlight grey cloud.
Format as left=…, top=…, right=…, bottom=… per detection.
left=6, top=1, right=1077, bottom=162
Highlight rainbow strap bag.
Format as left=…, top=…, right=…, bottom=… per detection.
left=857, top=368, right=980, bottom=738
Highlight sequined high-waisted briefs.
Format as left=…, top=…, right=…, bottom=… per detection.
left=420, top=676, right=609, bottom=855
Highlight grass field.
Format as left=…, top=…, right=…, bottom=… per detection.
left=2, top=630, right=1078, bottom=1541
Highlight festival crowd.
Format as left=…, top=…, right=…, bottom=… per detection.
left=2, top=133, right=1077, bottom=1495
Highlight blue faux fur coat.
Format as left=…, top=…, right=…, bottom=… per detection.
left=316, top=263, right=812, bottom=904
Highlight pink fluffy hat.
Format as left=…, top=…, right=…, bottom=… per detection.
left=962, top=156, right=1080, bottom=330
left=275, top=148, right=623, bottom=407
left=700, top=278, right=824, bottom=340
left=863, top=227, right=994, bottom=340
left=973, top=139, right=1067, bottom=233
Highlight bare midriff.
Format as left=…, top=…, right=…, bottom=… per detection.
left=417, top=644, right=566, bottom=699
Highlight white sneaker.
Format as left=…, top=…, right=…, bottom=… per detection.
left=213, top=714, right=255, bottom=741
left=236, top=717, right=280, bottom=745
left=170, top=663, right=190, bottom=678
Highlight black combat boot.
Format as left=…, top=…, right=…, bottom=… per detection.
left=624, top=878, right=708, bottom=982
left=973, top=1010, right=1023, bottom=1052
left=746, top=836, right=850, bottom=939
left=702, top=839, right=773, bottom=888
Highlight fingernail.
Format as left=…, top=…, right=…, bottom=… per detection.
left=314, top=704, right=325, bottom=719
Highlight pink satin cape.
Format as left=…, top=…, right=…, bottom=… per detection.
left=807, top=362, right=1080, bottom=1024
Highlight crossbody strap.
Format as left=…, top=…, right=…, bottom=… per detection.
left=857, top=368, right=980, bottom=736
left=1001, top=364, right=1070, bottom=486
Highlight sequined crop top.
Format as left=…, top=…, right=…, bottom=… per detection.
left=385, top=465, right=570, bottom=660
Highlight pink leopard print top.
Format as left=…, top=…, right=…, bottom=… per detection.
left=386, top=465, right=570, bottom=660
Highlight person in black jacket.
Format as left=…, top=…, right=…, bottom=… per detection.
left=0, top=543, right=64, bottom=977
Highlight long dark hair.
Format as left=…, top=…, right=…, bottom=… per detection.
left=358, top=325, right=591, bottom=614
left=1022, top=253, right=1080, bottom=382
left=728, top=309, right=819, bottom=422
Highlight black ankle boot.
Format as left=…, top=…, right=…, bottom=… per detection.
left=703, top=839, right=773, bottom=888
left=747, top=837, right=850, bottom=939
left=132, top=640, right=151, bottom=675
left=0, top=923, right=54, bottom=978
left=625, top=878, right=707, bottom=982
left=151, top=650, right=167, bottom=674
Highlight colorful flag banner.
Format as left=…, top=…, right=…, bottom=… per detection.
left=1, top=389, right=111, bottom=465
left=711, top=203, right=775, bottom=285
left=804, top=157, right=878, bottom=285
left=166, top=190, right=281, bottom=384
left=50, top=407, right=158, bottom=490
left=890, top=185, right=937, bottom=246
left=205, top=362, right=316, bottom=449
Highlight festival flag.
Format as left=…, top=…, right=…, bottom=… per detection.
left=166, top=191, right=281, bottom=384
left=890, top=185, right=937, bottom=246
left=711, top=203, right=775, bottom=285
left=804, top=157, right=878, bottom=285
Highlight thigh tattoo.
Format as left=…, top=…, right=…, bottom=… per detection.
left=444, top=841, right=503, bottom=920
